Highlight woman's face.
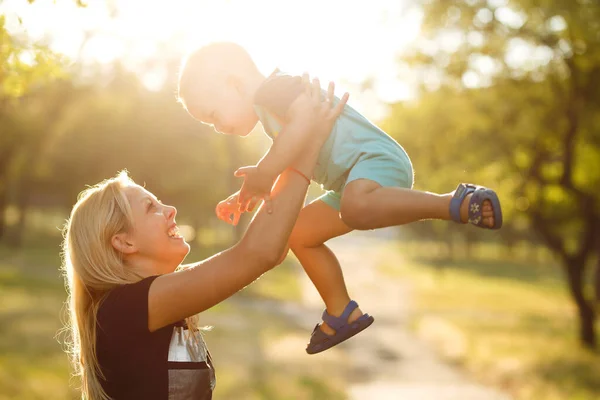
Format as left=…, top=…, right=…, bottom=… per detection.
left=116, top=185, right=190, bottom=274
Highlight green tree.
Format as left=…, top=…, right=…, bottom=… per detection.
left=390, top=0, right=600, bottom=348
left=0, top=15, right=65, bottom=240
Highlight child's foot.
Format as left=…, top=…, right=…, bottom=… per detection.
left=460, top=195, right=495, bottom=227
left=319, top=306, right=363, bottom=336
left=449, top=183, right=502, bottom=229
left=306, top=300, right=374, bottom=354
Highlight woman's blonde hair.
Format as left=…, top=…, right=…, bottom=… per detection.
left=60, top=170, right=198, bottom=399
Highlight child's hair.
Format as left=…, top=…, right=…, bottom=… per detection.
left=59, top=170, right=199, bottom=400
left=177, top=41, right=259, bottom=114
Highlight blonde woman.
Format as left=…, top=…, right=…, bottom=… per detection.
left=60, top=78, right=347, bottom=400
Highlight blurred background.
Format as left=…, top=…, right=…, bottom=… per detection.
left=0, top=0, right=599, bottom=399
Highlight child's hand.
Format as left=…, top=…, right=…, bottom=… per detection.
left=234, top=166, right=275, bottom=213
left=215, top=192, right=243, bottom=226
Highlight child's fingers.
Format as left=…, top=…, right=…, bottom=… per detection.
left=232, top=212, right=241, bottom=226
left=247, top=196, right=259, bottom=212
left=217, top=209, right=230, bottom=224
left=237, top=196, right=246, bottom=211
left=238, top=186, right=250, bottom=205
left=238, top=198, right=247, bottom=212
left=234, top=166, right=252, bottom=177
left=216, top=203, right=231, bottom=221
left=239, top=196, right=252, bottom=212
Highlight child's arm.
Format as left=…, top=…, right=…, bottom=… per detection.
left=235, top=96, right=317, bottom=210
left=238, top=78, right=348, bottom=210
left=258, top=78, right=341, bottom=180
left=257, top=97, right=321, bottom=177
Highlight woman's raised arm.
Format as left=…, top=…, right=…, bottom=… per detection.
left=147, top=78, right=348, bottom=332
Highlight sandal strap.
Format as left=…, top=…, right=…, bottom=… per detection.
left=321, top=300, right=359, bottom=331
left=468, top=188, right=503, bottom=229
left=468, top=189, right=486, bottom=226
left=449, top=183, right=477, bottom=223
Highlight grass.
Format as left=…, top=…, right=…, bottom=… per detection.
left=242, top=258, right=303, bottom=302
left=380, top=244, right=600, bottom=400
left=0, top=238, right=76, bottom=400
left=202, top=306, right=347, bottom=400
left=0, top=226, right=331, bottom=400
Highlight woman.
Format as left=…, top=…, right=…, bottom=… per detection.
left=60, top=78, right=347, bottom=400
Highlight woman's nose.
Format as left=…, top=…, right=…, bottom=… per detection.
left=165, top=205, right=177, bottom=220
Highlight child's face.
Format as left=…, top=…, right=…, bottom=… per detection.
left=188, top=77, right=258, bottom=137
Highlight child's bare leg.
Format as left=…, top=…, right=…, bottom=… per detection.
left=340, top=179, right=497, bottom=230
left=289, top=200, right=361, bottom=335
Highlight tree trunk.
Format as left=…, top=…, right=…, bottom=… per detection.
left=499, top=226, right=517, bottom=260
left=7, top=174, right=31, bottom=248
left=445, top=234, right=455, bottom=262
left=595, top=250, right=600, bottom=305
left=565, top=257, right=597, bottom=349
left=0, top=152, right=13, bottom=241
left=463, top=229, right=476, bottom=260
left=0, top=182, right=6, bottom=241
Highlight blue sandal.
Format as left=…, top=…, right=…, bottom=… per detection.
left=450, top=183, right=503, bottom=229
left=305, top=300, right=374, bottom=355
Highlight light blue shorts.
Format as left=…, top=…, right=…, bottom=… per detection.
left=318, top=151, right=414, bottom=211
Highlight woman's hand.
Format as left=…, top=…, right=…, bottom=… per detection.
left=289, top=74, right=349, bottom=179
left=301, top=73, right=349, bottom=146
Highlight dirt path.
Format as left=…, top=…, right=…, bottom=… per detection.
left=298, top=228, right=512, bottom=400
left=208, top=228, right=512, bottom=399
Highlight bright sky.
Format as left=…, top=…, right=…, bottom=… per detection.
left=1, top=0, right=424, bottom=120
left=2, top=0, right=546, bottom=121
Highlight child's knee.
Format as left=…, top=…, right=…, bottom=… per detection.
left=340, top=195, right=371, bottom=230
left=289, top=226, right=308, bottom=250
left=289, top=225, right=323, bottom=250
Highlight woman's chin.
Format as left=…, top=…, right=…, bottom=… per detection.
left=178, top=241, right=191, bottom=259
left=170, top=242, right=191, bottom=269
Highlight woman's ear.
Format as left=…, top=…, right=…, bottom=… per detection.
left=111, top=233, right=137, bottom=255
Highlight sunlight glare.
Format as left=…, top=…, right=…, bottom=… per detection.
left=1, top=0, right=423, bottom=117
left=82, top=35, right=125, bottom=64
